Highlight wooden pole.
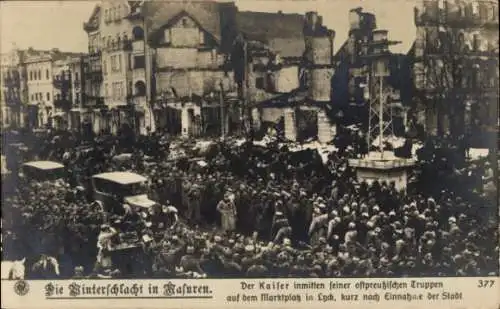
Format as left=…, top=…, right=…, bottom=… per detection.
left=220, top=81, right=225, bottom=139
left=379, top=74, right=384, bottom=160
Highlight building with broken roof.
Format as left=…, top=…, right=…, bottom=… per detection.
left=412, top=0, right=498, bottom=146
left=81, top=1, right=339, bottom=140
left=237, top=10, right=337, bottom=143
left=328, top=7, right=415, bottom=138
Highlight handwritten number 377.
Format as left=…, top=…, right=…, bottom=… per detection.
left=477, top=280, right=495, bottom=288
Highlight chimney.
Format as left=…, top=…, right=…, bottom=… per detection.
left=304, top=11, right=319, bottom=35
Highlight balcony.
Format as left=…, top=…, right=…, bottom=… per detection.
left=3, top=77, right=21, bottom=88
left=74, top=79, right=82, bottom=90
left=54, top=96, right=73, bottom=110
left=415, top=7, right=499, bottom=28
left=106, top=39, right=133, bottom=52
left=5, top=95, right=22, bottom=107
left=83, top=94, right=105, bottom=107
left=53, top=76, right=72, bottom=89
left=88, top=48, right=102, bottom=57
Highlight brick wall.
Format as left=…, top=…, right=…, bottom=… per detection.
left=156, top=48, right=198, bottom=69
left=309, top=68, right=334, bottom=102
left=156, top=70, right=235, bottom=97
left=261, top=107, right=286, bottom=123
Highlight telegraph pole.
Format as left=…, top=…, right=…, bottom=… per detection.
left=243, top=40, right=249, bottom=137
left=379, top=75, right=384, bottom=159
left=220, top=80, right=225, bottom=139
left=143, top=12, right=154, bottom=134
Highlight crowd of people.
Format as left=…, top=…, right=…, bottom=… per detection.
left=1, top=127, right=498, bottom=278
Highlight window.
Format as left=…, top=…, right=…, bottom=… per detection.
left=46, top=92, right=50, bottom=101
left=31, top=94, right=34, bottom=101
left=256, top=77, right=265, bottom=89
left=75, top=72, right=79, bottom=80
left=128, top=54, right=132, bottom=70
left=134, top=55, right=145, bottom=69
left=30, top=71, right=33, bottom=80
left=132, top=26, right=144, bottom=41
left=38, top=70, right=41, bottom=80
left=471, top=2, right=479, bottom=15
left=104, top=83, right=108, bottom=97
left=118, top=55, right=122, bottom=72
left=110, top=55, right=117, bottom=72
left=473, top=34, right=480, bottom=51
left=164, top=29, right=171, bottom=44
left=199, top=31, right=205, bottom=45
left=128, top=81, right=133, bottom=96
left=39, top=93, right=43, bottom=101
left=105, top=9, right=109, bottom=22
left=103, top=60, right=107, bottom=75
left=117, top=5, right=121, bottom=20
left=46, top=69, right=49, bottom=79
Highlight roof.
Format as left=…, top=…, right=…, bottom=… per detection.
left=92, top=171, right=148, bottom=185
left=144, top=1, right=231, bottom=44
left=83, top=4, right=101, bottom=32
left=128, top=1, right=143, bottom=12
left=236, top=11, right=305, bottom=58
left=23, top=161, right=64, bottom=170
left=236, top=11, right=304, bottom=41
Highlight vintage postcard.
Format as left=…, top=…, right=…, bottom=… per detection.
left=0, top=0, right=498, bottom=308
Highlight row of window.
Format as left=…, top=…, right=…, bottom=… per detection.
left=31, top=92, right=51, bottom=102
left=429, top=1, right=498, bottom=21
left=102, top=81, right=146, bottom=99
left=102, top=54, right=146, bottom=74
left=3, top=90, right=20, bottom=100
left=88, top=27, right=144, bottom=52
left=104, top=5, right=125, bottom=23
left=29, top=69, right=50, bottom=81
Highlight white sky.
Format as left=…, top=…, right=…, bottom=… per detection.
left=0, top=0, right=417, bottom=54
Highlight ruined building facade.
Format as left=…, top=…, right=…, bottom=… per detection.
left=413, top=0, right=499, bottom=144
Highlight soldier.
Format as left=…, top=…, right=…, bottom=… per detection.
left=217, top=195, right=237, bottom=233
left=179, top=246, right=205, bottom=277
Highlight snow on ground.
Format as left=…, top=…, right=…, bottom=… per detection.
left=371, top=135, right=406, bottom=149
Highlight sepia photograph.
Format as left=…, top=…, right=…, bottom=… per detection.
left=0, top=0, right=498, bottom=308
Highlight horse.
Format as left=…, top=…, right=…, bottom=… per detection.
left=1, top=258, right=26, bottom=280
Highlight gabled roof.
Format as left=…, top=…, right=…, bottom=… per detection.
left=236, top=11, right=306, bottom=58
left=151, top=10, right=219, bottom=44
left=83, top=4, right=101, bottom=32
left=143, top=1, right=229, bottom=44
left=236, top=11, right=304, bottom=42
left=128, top=1, right=143, bottom=13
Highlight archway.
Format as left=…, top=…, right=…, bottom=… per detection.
left=132, top=26, right=144, bottom=41
left=134, top=81, right=146, bottom=97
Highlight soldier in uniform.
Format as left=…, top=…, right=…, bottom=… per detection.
left=179, top=246, right=205, bottom=277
